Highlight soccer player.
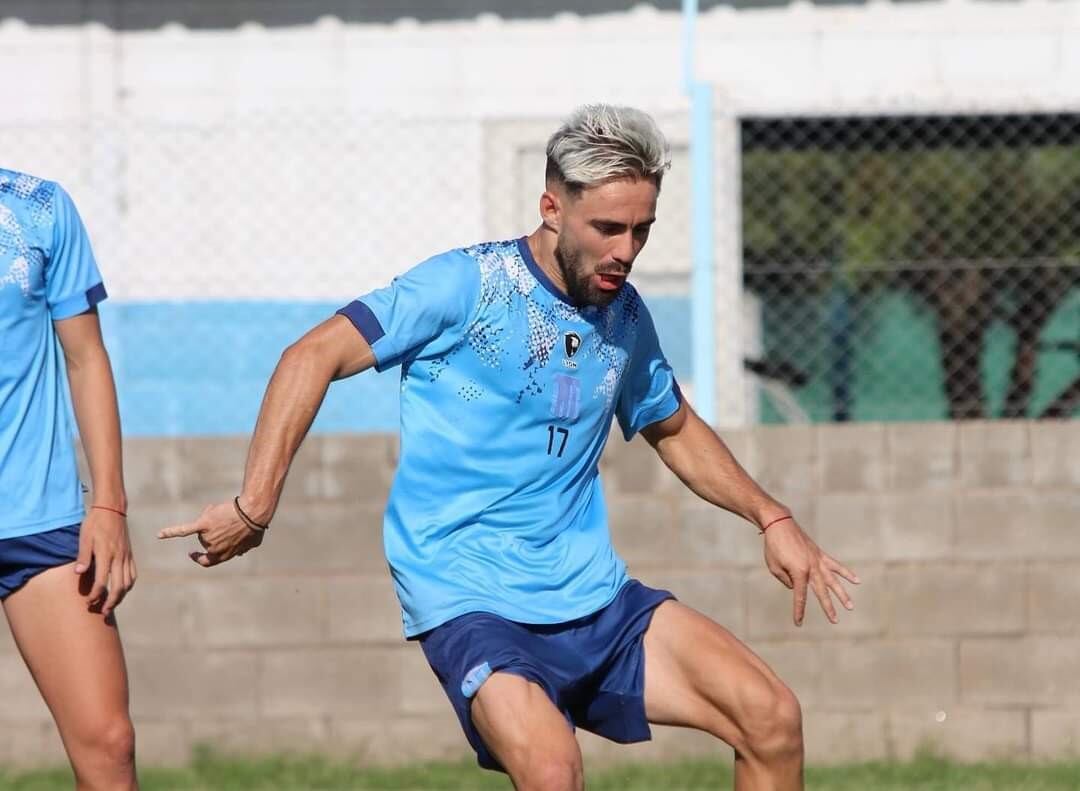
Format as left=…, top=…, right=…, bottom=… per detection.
left=160, top=104, right=858, bottom=791
left=0, top=169, right=138, bottom=789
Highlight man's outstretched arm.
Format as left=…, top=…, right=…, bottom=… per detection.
left=158, top=315, right=375, bottom=566
left=640, top=401, right=860, bottom=626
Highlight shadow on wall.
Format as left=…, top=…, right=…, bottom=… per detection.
left=3, top=0, right=871, bottom=30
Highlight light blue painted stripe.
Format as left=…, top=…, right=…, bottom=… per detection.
left=682, top=0, right=699, bottom=91
left=96, top=299, right=691, bottom=437
left=690, top=81, right=717, bottom=424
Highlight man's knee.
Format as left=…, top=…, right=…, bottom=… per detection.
left=735, top=680, right=803, bottom=762
left=513, top=751, right=583, bottom=791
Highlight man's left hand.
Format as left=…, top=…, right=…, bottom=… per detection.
left=762, top=519, right=860, bottom=626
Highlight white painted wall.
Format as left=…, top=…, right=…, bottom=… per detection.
left=1, top=0, right=1076, bottom=423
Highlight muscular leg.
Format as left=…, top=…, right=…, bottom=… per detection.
left=3, top=563, right=137, bottom=791
left=644, top=601, right=802, bottom=791
left=471, top=672, right=583, bottom=791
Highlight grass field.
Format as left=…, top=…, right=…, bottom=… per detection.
left=1, top=753, right=1078, bottom=791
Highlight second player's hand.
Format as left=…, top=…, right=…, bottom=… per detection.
left=157, top=502, right=264, bottom=567
left=762, top=519, right=860, bottom=626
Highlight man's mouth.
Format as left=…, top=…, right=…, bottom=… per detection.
left=593, top=272, right=626, bottom=292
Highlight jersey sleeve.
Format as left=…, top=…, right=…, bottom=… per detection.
left=615, top=300, right=682, bottom=441
left=45, top=184, right=107, bottom=320
left=336, top=249, right=480, bottom=372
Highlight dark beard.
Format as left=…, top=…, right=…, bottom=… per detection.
left=554, top=240, right=621, bottom=308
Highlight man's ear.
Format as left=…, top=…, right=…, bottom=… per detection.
left=539, top=188, right=562, bottom=233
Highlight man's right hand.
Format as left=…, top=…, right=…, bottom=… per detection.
left=157, top=501, right=264, bottom=567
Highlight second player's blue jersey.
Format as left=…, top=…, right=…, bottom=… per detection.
left=338, top=238, right=680, bottom=637
left=0, top=169, right=106, bottom=540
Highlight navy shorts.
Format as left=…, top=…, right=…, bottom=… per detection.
left=418, top=579, right=675, bottom=771
left=0, top=524, right=81, bottom=599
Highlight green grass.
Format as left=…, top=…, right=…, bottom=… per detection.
left=1, top=752, right=1078, bottom=790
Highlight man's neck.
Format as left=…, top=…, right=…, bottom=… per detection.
left=525, top=227, right=570, bottom=297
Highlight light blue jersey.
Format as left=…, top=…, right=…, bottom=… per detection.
left=0, top=170, right=106, bottom=540
left=338, top=239, right=680, bottom=637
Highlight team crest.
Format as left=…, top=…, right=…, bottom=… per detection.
left=564, top=332, right=581, bottom=358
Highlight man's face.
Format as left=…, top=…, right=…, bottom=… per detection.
left=552, top=178, right=658, bottom=308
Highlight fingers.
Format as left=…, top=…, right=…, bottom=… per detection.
left=792, top=572, right=809, bottom=627
left=74, top=531, right=93, bottom=575
left=826, top=555, right=861, bottom=585
left=189, top=551, right=220, bottom=568
left=87, top=553, right=111, bottom=609
left=158, top=521, right=204, bottom=540
left=810, top=570, right=838, bottom=624
left=102, top=558, right=126, bottom=616
left=826, top=571, right=855, bottom=612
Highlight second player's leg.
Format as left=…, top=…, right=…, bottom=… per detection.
left=643, top=600, right=803, bottom=791
left=471, top=672, right=583, bottom=791
left=3, top=563, right=137, bottom=791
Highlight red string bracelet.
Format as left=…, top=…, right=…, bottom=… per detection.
left=760, top=514, right=792, bottom=534
left=91, top=504, right=127, bottom=518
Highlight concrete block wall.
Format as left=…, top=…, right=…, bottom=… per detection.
left=1, top=419, right=1077, bottom=768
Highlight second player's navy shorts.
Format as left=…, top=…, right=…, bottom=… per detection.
left=418, top=579, right=675, bottom=770
left=0, top=524, right=81, bottom=599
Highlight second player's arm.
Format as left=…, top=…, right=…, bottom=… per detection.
left=159, top=316, right=375, bottom=565
left=641, top=401, right=859, bottom=626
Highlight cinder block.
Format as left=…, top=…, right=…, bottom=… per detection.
left=676, top=499, right=764, bottom=568
left=886, top=564, right=1024, bottom=636
left=320, top=434, right=397, bottom=504
left=579, top=725, right=723, bottom=766
left=0, top=655, right=53, bottom=720
left=608, top=495, right=679, bottom=569
left=887, top=422, right=957, bottom=490
left=0, top=720, right=66, bottom=768
left=813, top=494, right=882, bottom=561
left=175, top=437, right=249, bottom=502
left=744, top=640, right=823, bottom=707
left=325, top=575, right=404, bottom=644
left=879, top=492, right=953, bottom=561
left=397, top=645, right=450, bottom=716
left=122, top=438, right=183, bottom=503
left=803, top=710, right=888, bottom=764
left=1028, top=563, right=1080, bottom=634
left=819, top=423, right=886, bottom=492
left=601, top=435, right=679, bottom=495
left=960, top=637, right=1080, bottom=705
left=954, top=492, right=1037, bottom=560
left=959, top=421, right=1031, bottom=488
left=127, top=648, right=259, bottom=719
left=749, top=425, right=818, bottom=494
left=259, top=646, right=407, bottom=718
left=131, top=719, right=190, bottom=767
left=1032, top=708, right=1080, bottom=759
left=1034, top=492, right=1080, bottom=557
left=187, top=716, right=332, bottom=758
left=186, top=577, right=324, bottom=647
left=746, top=563, right=883, bottom=640
left=115, top=579, right=192, bottom=647
left=888, top=706, right=1028, bottom=762
left=821, top=639, right=955, bottom=708
left=0, top=622, right=16, bottom=656
left=329, top=711, right=470, bottom=763
left=253, top=503, right=386, bottom=573
left=642, top=570, right=746, bottom=635
left=1031, top=420, right=1080, bottom=488
left=278, top=435, right=327, bottom=503
left=956, top=492, right=1080, bottom=559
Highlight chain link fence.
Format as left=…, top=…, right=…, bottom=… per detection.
left=741, top=113, right=1080, bottom=423
left=3, top=110, right=1077, bottom=432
